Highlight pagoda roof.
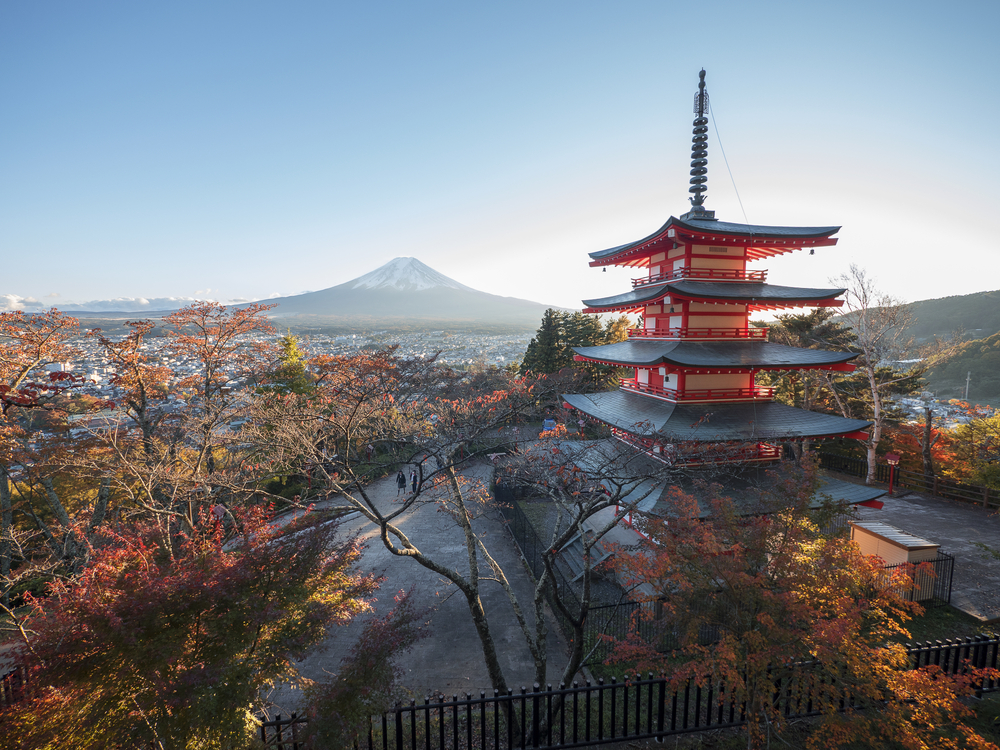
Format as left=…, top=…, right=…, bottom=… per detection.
left=588, top=215, right=841, bottom=267
left=582, top=281, right=846, bottom=313
left=562, top=389, right=871, bottom=441
left=571, top=340, right=858, bottom=370
left=642, top=473, right=887, bottom=518
left=549, top=439, right=885, bottom=517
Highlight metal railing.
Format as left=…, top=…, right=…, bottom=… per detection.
left=619, top=380, right=774, bottom=402
left=632, top=268, right=768, bottom=287
left=260, top=634, right=1000, bottom=749
left=628, top=327, right=768, bottom=341
left=882, top=553, right=955, bottom=605
left=817, top=452, right=998, bottom=510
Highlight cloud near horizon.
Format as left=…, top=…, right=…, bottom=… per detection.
left=0, top=295, right=44, bottom=311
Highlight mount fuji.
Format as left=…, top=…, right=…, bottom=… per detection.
left=247, top=257, right=564, bottom=329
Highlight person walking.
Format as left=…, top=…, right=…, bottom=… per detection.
left=396, top=470, right=406, bottom=497
left=409, top=468, right=418, bottom=494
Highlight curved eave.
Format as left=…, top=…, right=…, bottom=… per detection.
left=582, top=282, right=846, bottom=313
left=571, top=341, right=859, bottom=370
left=563, top=390, right=871, bottom=442
left=588, top=216, right=841, bottom=268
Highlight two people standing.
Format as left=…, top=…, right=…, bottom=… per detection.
left=395, top=468, right=419, bottom=497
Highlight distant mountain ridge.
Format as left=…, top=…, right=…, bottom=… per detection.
left=906, top=289, right=1000, bottom=341
left=57, top=258, right=567, bottom=330
left=243, top=257, right=566, bottom=330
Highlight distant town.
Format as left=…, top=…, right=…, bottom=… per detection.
left=47, top=326, right=995, bottom=436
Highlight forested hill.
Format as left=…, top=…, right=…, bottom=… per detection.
left=924, top=330, right=1000, bottom=405
left=906, top=289, right=1000, bottom=341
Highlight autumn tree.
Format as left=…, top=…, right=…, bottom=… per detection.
left=95, top=320, right=172, bottom=458
left=162, top=301, right=275, bottom=476
left=835, top=265, right=923, bottom=483
left=0, top=310, right=111, bottom=602
left=609, top=459, right=997, bottom=749
left=0, top=508, right=382, bottom=750
left=244, top=349, right=561, bottom=696
left=946, top=402, right=1000, bottom=489
left=496, top=431, right=671, bottom=688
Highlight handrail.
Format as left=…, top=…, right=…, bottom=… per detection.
left=629, top=327, right=768, bottom=340
left=619, top=380, right=774, bottom=401
left=633, top=268, right=768, bottom=288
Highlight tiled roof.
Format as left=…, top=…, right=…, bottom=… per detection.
left=588, top=216, right=841, bottom=260
left=582, top=281, right=844, bottom=310
left=572, top=340, right=857, bottom=368
left=562, top=389, right=871, bottom=440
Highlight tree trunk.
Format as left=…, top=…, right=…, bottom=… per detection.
left=865, top=367, right=883, bottom=485
left=0, top=465, right=12, bottom=606
left=921, top=407, right=935, bottom=491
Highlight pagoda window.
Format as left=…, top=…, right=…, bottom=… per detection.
left=646, top=316, right=657, bottom=332
left=637, top=369, right=649, bottom=385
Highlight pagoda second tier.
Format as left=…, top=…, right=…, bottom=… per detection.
left=588, top=213, right=840, bottom=268
left=573, top=340, right=858, bottom=405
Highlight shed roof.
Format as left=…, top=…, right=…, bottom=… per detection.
left=850, top=521, right=940, bottom=550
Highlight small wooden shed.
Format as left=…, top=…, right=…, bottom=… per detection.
left=850, top=521, right=942, bottom=602
left=850, top=521, right=940, bottom=564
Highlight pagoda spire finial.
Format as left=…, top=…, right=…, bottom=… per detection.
left=688, top=69, right=709, bottom=207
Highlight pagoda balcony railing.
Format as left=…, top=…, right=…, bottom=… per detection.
left=610, top=429, right=782, bottom=466
left=632, top=268, right=767, bottom=288
left=629, top=327, right=768, bottom=341
left=619, top=379, right=775, bottom=402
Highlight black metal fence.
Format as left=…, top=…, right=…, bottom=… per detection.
left=493, top=481, right=635, bottom=666
left=882, top=552, right=955, bottom=605
left=261, top=634, right=1000, bottom=749
left=818, top=452, right=891, bottom=483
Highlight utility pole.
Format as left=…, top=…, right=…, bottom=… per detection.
left=965, top=371, right=971, bottom=401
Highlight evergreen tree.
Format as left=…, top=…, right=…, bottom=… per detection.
left=520, top=310, right=633, bottom=384
left=263, top=333, right=313, bottom=395
left=520, top=309, right=571, bottom=375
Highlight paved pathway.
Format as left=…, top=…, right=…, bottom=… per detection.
left=856, top=488, right=1000, bottom=623
left=270, top=460, right=570, bottom=714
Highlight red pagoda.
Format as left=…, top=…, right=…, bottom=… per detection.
left=563, top=71, right=873, bottom=475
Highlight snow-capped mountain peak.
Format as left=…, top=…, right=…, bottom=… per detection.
left=350, top=257, right=475, bottom=292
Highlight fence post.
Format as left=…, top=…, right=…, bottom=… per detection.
left=531, top=683, right=541, bottom=747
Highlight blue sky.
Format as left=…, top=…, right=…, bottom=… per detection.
left=2, top=1, right=997, bottom=313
